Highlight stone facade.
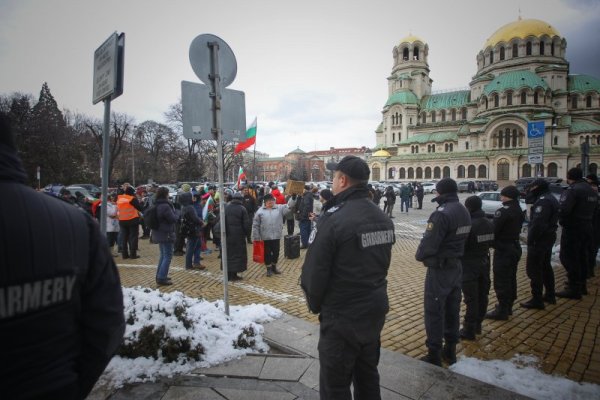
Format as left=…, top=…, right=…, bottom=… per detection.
left=370, top=18, right=600, bottom=184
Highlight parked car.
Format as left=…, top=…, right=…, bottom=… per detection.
left=477, top=191, right=528, bottom=219
left=514, top=177, right=563, bottom=198
left=458, top=180, right=476, bottom=193
left=66, top=186, right=97, bottom=201
left=70, top=183, right=101, bottom=194
left=421, top=182, right=436, bottom=194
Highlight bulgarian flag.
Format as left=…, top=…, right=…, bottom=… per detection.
left=202, top=195, right=215, bottom=222
left=234, top=117, right=257, bottom=154
left=236, top=166, right=247, bottom=189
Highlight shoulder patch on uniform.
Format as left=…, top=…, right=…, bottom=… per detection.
left=494, top=210, right=502, bottom=218
left=326, top=205, right=341, bottom=214
left=535, top=206, right=543, bottom=213
left=308, top=226, right=317, bottom=244
left=438, top=206, right=445, bottom=211
left=426, top=222, right=434, bottom=231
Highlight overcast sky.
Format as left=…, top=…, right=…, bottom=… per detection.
left=1, top=0, right=598, bottom=157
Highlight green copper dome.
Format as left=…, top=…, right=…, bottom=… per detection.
left=420, top=90, right=470, bottom=110
left=483, top=70, right=548, bottom=96
left=568, top=75, right=600, bottom=93
left=385, top=90, right=419, bottom=107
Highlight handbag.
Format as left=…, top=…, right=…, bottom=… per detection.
left=253, top=240, right=265, bottom=263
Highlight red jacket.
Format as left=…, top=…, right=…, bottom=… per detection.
left=272, top=188, right=286, bottom=204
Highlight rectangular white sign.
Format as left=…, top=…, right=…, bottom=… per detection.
left=528, top=154, right=543, bottom=164
left=93, top=33, right=118, bottom=104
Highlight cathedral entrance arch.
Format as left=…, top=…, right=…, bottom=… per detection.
left=497, top=158, right=510, bottom=180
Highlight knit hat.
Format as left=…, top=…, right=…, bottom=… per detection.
left=435, top=178, right=458, bottom=195
left=181, top=183, right=191, bottom=192
left=500, top=185, right=520, bottom=199
left=320, top=189, right=333, bottom=202
left=464, top=195, right=482, bottom=212
left=567, top=167, right=583, bottom=181
left=233, top=192, right=243, bottom=200
left=529, top=178, right=549, bottom=192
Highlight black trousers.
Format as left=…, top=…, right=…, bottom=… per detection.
left=286, top=218, right=295, bottom=236
left=461, top=259, right=491, bottom=325
left=119, top=218, right=140, bottom=258
left=560, top=225, right=592, bottom=290
left=174, top=219, right=185, bottom=252
left=492, top=241, right=521, bottom=307
left=318, top=313, right=386, bottom=400
left=526, top=236, right=555, bottom=300
left=424, top=264, right=462, bottom=352
left=264, top=239, right=280, bottom=266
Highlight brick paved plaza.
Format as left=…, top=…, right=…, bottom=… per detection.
left=116, top=193, right=600, bottom=384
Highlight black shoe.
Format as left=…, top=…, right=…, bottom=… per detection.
left=266, top=267, right=273, bottom=277
left=475, top=323, right=482, bottom=335
left=420, top=350, right=442, bottom=367
left=130, top=255, right=140, bottom=259
left=272, top=265, right=281, bottom=274
left=442, top=343, right=457, bottom=365
left=459, top=327, right=476, bottom=341
left=156, top=279, right=173, bottom=286
left=173, top=251, right=184, bottom=256
left=520, top=299, right=545, bottom=310
left=556, top=288, right=582, bottom=300
left=485, top=305, right=509, bottom=321
left=542, top=294, right=557, bottom=305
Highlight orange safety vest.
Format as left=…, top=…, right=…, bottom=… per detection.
left=117, top=194, right=138, bottom=221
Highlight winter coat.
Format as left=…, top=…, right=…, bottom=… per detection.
left=224, top=199, right=251, bottom=273
left=105, top=201, right=120, bottom=233
left=298, top=192, right=314, bottom=221
left=252, top=199, right=294, bottom=241
left=272, top=188, right=286, bottom=204
left=150, top=198, right=178, bottom=243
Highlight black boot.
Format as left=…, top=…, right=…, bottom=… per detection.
left=542, top=293, right=556, bottom=305
left=475, top=323, right=482, bottom=335
left=271, top=264, right=281, bottom=274
left=520, top=298, right=545, bottom=310
left=582, top=283, right=588, bottom=295
left=459, top=323, right=476, bottom=340
left=266, top=266, right=273, bottom=277
left=442, top=343, right=457, bottom=365
left=485, top=304, right=509, bottom=320
left=556, top=285, right=582, bottom=300
left=420, top=349, right=442, bottom=367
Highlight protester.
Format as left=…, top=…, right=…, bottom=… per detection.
left=301, top=155, right=394, bottom=399
left=224, top=192, right=251, bottom=281
left=252, top=193, right=296, bottom=277
left=0, top=115, right=125, bottom=399
left=151, top=186, right=179, bottom=285
left=298, top=185, right=314, bottom=248
left=416, top=178, right=471, bottom=366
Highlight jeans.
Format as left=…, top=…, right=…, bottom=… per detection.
left=157, top=242, right=173, bottom=281
left=299, top=220, right=311, bottom=247
left=186, top=236, right=200, bottom=268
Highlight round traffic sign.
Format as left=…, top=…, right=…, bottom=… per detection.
left=189, top=34, right=237, bottom=88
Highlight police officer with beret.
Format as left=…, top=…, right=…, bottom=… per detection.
left=521, top=179, right=559, bottom=309
left=0, top=116, right=125, bottom=399
left=301, top=155, right=394, bottom=399
left=557, top=167, right=597, bottom=299
left=485, top=185, right=525, bottom=320
left=416, top=178, right=471, bottom=366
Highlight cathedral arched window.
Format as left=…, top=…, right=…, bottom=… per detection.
left=512, top=42, right=518, bottom=57
left=434, top=167, right=441, bottom=179
left=431, top=111, right=436, bottom=123
left=425, top=167, right=432, bottom=179
left=540, top=41, right=545, bottom=55
left=443, top=166, right=450, bottom=178
left=467, top=165, right=476, bottom=178
left=504, top=129, right=510, bottom=148
left=534, top=92, right=539, bottom=104
left=399, top=168, right=406, bottom=179
left=551, top=42, right=555, bottom=56
left=521, top=91, right=527, bottom=104
left=416, top=167, right=423, bottom=179
left=494, top=94, right=499, bottom=108
left=554, top=136, right=558, bottom=146
left=466, top=141, right=469, bottom=150
left=478, top=165, right=487, bottom=178
left=512, top=129, right=517, bottom=147
left=449, top=143, right=453, bottom=152
left=392, top=132, right=395, bottom=142
left=451, top=109, right=456, bottom=121
left=500, top=47, right=505, bottom=60
left=403, top=48, right=409, bottom=61
left=445, top=143, right=448, bottom=152
left=457, top=165, right=465, bottom=178
left=507, top=91, right=513, bottom=106
left=461, top=108, right=467, bottom=120
left=485, top=98, right=489, bottom=110
left=441, top=110, right=446, bottom=122
left=489, top=50, right=494, bottom=64
left=408, top=167, right=414, bottom=179
left=587, top=95, right=592, bottom=108
left=548, top=162, right=558, bottom=177
left=526, top=41, right=532, bottom=55
left=422, top=112, right=427, bottom=124
left=432, top=144, right=436, bottom=152
left=399, top=114, right=402, bottom=125
left=571, top=95, right=578, bottom=109
left=414, top=47, right=420, bottom=60
left=522, top=164, right=532, bottom=178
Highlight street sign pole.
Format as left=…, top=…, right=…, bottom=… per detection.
left=208, top=40, right=230, bottom=315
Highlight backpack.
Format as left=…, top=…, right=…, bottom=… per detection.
left=144, top=204, right=160, bottom=230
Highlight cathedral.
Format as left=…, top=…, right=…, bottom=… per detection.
left=369, top=17, right=600, bottom=184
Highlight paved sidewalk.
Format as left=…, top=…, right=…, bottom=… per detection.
left=100, top=313, right=529, bottom=399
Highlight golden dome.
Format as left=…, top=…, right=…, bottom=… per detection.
left=373, top=149, right=391, bottom=157
left=398, top=34, right=426, bottom=45
left=484, top=18, right=560, bottom=48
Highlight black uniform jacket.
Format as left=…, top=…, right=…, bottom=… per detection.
left=527, top=190, right=559, bottom=246
left=415, top=193, right=471, bottom=267
left=493, top=199, right=524, bottom=244
left=300, top=185, right=394, bottom=319
left=0, top=144, right=125, bottom=399
left=559, top=179, right=597, bottom=228
left=462, top=209, right=494, bottom=270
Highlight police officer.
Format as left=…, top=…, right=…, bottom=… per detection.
left=557, top=168, right=597, bottom=299
left=301, top=155, right=394, bottom=399
left=485, top=185, right=524, bottom=320
left=521, top=179, right=559, bottom=309
left=460, top=195, right=494, bottom=340
left=0, top=116, right=125, bottom=399
left=585, top=174, right=600, bottom=279
left=416, top=178, right=471, bottom=366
